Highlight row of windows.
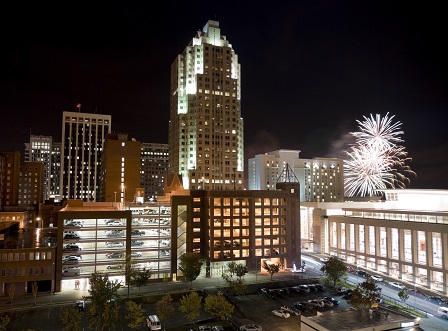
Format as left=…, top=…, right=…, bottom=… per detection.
left=1, top=266, right=52, bottom=277
left=1, top=251, right=52, bottom=262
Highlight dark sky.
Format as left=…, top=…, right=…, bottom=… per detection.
left=2, top=1, right=447, bottom=189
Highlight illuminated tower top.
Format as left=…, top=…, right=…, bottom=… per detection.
left=169, top=20, right=244, bottom=190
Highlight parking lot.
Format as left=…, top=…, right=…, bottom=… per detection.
left=232, top=282, right=351, bottom=331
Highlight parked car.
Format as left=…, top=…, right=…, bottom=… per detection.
left=272, top=309, right=290, bottom=318
left=65, top=220, right=83, bottom=227
left=107, top=264, right=123, bottom=269
left=198, top=326, right=212, bottom=331
left=75, top=300, right=85, bottom=312
left=131, top=252, right=142, bottom=257
left=336, top=286, right=350, bottom=295
left=370, top=274, right=384, bottom=282
left=293, top=302, right=309, bottom=312
left=107, top=220, right=123, bottom=226
left=280, top=305, right=301, bottom=316
left=131, top=229, right=145, bottom=236
left=131, top=240, right=144, bottom=247
left=388, top=281, right=407, bottom=290
left=106, top=230, right=124, bottom=237
left=64, top=232, right=80, bottom=240
left=63, top=256, right=82, bottom=264
left=323, top=296, right=340, bottom=305
left=343, top=289, right=354, bottom=299
left=298, top=285, right=310, bottom=293
left=106, top=241, right=124, bottom=248
left=240, top=324, right=262, bottom=331
left=357, top=270, right=369, bottom=278
left=106, top=252, right=123, bottom=259
left=62, top=267, right=80, bottom=276
left=63, top=244, right=83, bottom=251
left=211, top=326, right=225, bottom=331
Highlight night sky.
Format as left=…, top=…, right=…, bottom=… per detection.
left=2, top=2, right=447, bottom=189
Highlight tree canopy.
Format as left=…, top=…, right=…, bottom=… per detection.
left=179, top=252, right=203, bottom=288
left=320, top=256, right=347, bottom=287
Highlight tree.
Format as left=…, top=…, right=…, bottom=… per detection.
left=398, top=289, right=409, bottom=307
left=31, top=281, right=38, bottom=305
left=262, top=261, right=280, bottom=281
left=125, top=300, right=146, bottom=329
left=222, top=262, right=248, bottom=295
left=178, top=252, right=203, bottom=288
left=124, top=254, right=133, bottom=298
left=131, top=268, right=152, bottom=294
left=204, top=291, right=235, bottom=321
left=348, top=278, right=382, bottom=314
left=60, top=306, right=83, bottom=331
left=85, top=272, right=122, bottom=330
left=320, top=256, right=347, bottom=287
left=163, top=273, right=170, bottom=292
left=178, top=291, right=202, bottom=326
left=8, top=284, right=15, bottom=308
left=0, top=315, right=10, bottom=331
left=156, top=294, right=175, bottom=331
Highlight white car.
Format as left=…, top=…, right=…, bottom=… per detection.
left=271, top=309, right=290, bottom=318
left=131, top=252, right=142, bottom=257
left=107, top=220, right=123, bottom=226
left=107, top=241, right=124, bottom=248
left=240, top=325, right=262, bottom=331
left=388, top=281, right=406, bottom=290
left=370, top=274, right=384, bottom=282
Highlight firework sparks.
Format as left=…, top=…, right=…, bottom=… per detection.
left=344, top=113, right=416, bottom=197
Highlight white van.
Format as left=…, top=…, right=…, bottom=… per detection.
left=146, top=315, right=161, bottom=330
left=437, top=306, right=448, bottom=319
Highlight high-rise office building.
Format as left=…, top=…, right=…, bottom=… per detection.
left=248, top=149, right=344, bottom=202
left=140, top=143, right=169, bottom=200
left=50, top=142, right=61, bottom=200
left=18, top=162, right=44, bottom=207
left=100, top=133, right=141, bottom=203
left=24, top=135, right=53, bottom=201
left=60, top=111, right=111, bottom=201
left=169, top=20, right=244, bottom=190
left=0, top=150, right=21, bottom=208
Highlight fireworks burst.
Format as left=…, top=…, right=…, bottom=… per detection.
left=344, top=113, right=416, bottom=197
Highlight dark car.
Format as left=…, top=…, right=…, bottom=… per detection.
left=131, top=229, right=145, bottom=236
left=357, top=270, right=369, bottom=278
left=106, top=252, right=123, bottom=259
left=63, top=244, right=83, bottom=251
left=336, top=286, right=350, bottom=295
left=106, top=230, right=124, bottom=237
left=343, top=289, right=354, bottom=299
left=131, top=240, right=144, bottom=247
left=428, top=296, right=448, bottom=305
left=64, top=232, right=80, bottom=240
left=323, top=296, right=340, bottom=305
left=75, top=300, right=85, bottom=312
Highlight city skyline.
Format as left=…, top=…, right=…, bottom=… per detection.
left=2, top=2, right=447, bottom=190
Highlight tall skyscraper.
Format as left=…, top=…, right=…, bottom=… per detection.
left=60, top=111, right=111, bottom=201
left=169, top=20, right=244, bottom=190
left=24, top=135, right=53, bottom=201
